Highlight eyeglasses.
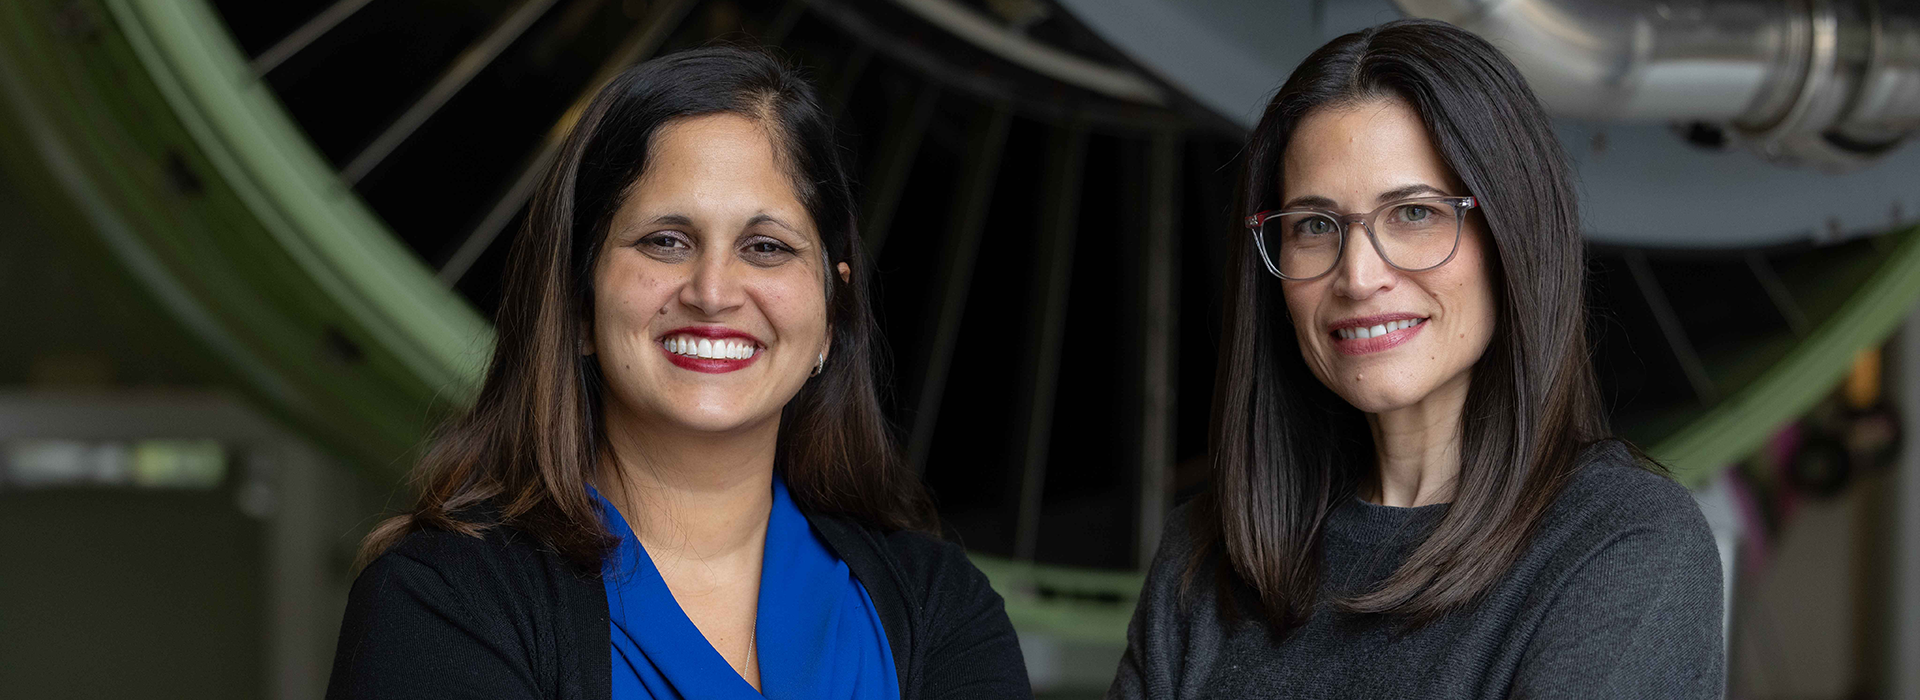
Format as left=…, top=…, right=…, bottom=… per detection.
left=1245, top=196, right=1477, bottom=281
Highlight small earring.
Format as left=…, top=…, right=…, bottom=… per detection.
left=811, top=352, right=825, bottom=377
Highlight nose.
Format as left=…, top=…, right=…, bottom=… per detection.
left=678, top=247, right=748, bottom=317
left=1330, top=221, right=1396, bottom=301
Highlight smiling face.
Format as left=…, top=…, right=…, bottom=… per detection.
left=589, top=112, right=837, bottom=436
left=1279, top=97, right=1497, bottom=415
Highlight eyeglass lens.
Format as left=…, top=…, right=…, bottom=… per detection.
left=1259, top=201, right=1462, bottom=279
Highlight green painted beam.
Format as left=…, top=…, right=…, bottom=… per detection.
left=106, top=0, right=492, bottom=395
left=0, top=0, right=484, bottom=471
left=971, top=554, right=1139, bottom=646
left=1652, top=226, right=1920, bottom=488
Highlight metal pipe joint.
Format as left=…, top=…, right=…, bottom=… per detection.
left=1396, top=0, right=1920, bottom=170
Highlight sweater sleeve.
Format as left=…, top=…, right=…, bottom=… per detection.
left=1509, top=510, right=1725, bottom=699
left=899, top=533, right=1033, bottom=700
left=326, top=547, right=545, bottom=700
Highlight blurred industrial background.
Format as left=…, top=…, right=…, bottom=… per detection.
left=3, top=0, right=1919, bottom=697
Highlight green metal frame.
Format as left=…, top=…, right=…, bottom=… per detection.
left=3, top=0, right=1917, bottom=647
left=0, top=0, right=487, bottom=470
left=1650, top=227, right=1920, bottom=487
left=105, top=0, right=491, bottom=394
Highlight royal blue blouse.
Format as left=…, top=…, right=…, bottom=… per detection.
left=590, top=477, right=899, bottom=700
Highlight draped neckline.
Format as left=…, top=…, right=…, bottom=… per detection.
left=591, top=475, right=898, bottom=700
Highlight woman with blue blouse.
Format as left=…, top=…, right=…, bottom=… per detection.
left=326, top=46, right=1030, bottom=700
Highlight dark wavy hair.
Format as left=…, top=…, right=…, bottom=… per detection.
left=1192, top=19, right=1610, bottom=634
left=362, top=45, right=937, bottom=568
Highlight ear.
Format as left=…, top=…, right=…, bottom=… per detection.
left=836, top=261, right=850, bottom=284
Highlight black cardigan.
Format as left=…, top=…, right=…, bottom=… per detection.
left=326, top=507, right=1032, bottom=700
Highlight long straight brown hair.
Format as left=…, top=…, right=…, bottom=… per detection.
left=1191, top=19, right=1611, bottom=635
left=362, top=46, right=936, bottom=569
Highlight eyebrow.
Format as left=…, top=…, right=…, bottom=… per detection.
left=645, top=214, right=693, bottom=227
left=745, top=213, right=801, bottom=235
left=1280, top=194, right=1338, bottom=210
left=640, top=213, right=802, bottom=234
left=1279, top=183, right=1450, bottom=211
left=1375, top=183, right=1448, bottom=203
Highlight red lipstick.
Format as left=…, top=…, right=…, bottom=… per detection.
left=657, top=326, right=764, bottom=374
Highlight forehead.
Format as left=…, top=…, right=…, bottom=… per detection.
left=637, top=113, right=793, bottom=194
left=1280, top=98, right=1458, bottom=205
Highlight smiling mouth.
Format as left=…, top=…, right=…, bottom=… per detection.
left=1332, top=318, right=1426, bottom=341
left=656, top=329, right=764, bottom=374
left=659, top=334, right=761, bottom=360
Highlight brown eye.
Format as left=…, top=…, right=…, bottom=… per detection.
left=741, top=237, right=797, bottom=265
left=641, top=233, right=688, bottom=250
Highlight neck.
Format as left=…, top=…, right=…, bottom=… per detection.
left=596, top=402, right=780, bottom=560
left=1365, top=372, right=1470, bottom=508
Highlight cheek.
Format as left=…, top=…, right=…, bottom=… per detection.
left=749, top=269, right=831, bottom=339
left=594, top=260, right=681, bottom=333
left=1281, top=283, right=1324, bottom=348
left=1443, top=239, right=1499, bottom=358
left=1280, top=283, right=1340, bottom=384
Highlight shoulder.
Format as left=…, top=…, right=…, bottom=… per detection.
left=1143, top=500, right=1211, bottom=590
left=1158, top=500, right=1203, bottom=560
left=807, top=513, right=1031, bottom=696
left=808, top=512, right=994, bottom=602
left=1128, top=500, right=1217, bottom=627
left=1508, top=443, right=1727, bottom=696
left=878, top=527, right=982, bottom=582
left=356, top=508, right=586, bottom=608
left=332, top=509, right=609, bottom=699
left=1533, top=441, right=1720, bottom=581
left=1554, top=442, right=1711, bottom=535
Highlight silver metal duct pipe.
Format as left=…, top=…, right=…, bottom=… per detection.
left=1395, top=0, right=1920, bottom=170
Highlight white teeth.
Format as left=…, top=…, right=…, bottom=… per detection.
left=661, top=335, right=758, bottom=360
left=1335, top=318, right=1424, bottom=341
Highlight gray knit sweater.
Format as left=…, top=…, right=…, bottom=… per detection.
left=1109, top=443, right=1724, bottom=699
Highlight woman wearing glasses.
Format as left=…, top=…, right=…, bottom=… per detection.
left=327, top=47, right=1029, bottom=700
left=1110, top=19, right=1723, bottom=699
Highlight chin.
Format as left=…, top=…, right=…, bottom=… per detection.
left=662, top=403, right=768, bottom=434
left=613, top=387, right=769, bottom=435
left=1330, top=380, right=1430, bottom=415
